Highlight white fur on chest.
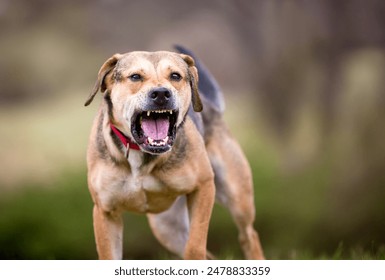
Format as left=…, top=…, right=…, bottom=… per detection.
left=127, top=150, right=164, bottom=191
left=96, top=150, right=195, bottom=214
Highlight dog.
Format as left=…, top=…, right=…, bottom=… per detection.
left=84, top=46, right=264, bottom=260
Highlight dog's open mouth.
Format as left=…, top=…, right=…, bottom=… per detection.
left=131, top=109, right=178, bottom=154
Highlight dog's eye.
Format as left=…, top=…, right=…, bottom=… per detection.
left=129, top=74, right=142, bottom=82
left=170, top=72, right=182, bottom=81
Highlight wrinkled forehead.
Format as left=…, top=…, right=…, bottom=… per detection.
left=115, top=51, right=187, bottom=73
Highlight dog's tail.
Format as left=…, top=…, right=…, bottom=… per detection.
left=174, top=45, right=225, bottom=114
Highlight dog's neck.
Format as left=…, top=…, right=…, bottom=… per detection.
left=110, top=123, right=140, bottom=155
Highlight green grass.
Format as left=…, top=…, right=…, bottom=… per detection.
left=0, top=167, right=384, bottom=260
left=0, top=169, right=95, bottom=259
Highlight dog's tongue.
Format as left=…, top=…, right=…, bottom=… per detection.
left=141, top=115, right=170, bottom=140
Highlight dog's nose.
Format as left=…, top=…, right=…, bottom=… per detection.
left=148, top=87, right=172, bottom=106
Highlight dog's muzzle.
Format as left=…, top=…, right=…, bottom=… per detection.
left=131, top=87, right=179, bottom=154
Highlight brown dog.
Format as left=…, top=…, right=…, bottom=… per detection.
left=84, top=46, right=264, bottom=260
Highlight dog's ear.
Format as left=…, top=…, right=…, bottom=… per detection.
left=180, top=54, right=203, bottom=112
left=84, top=53, right=122, bottom=106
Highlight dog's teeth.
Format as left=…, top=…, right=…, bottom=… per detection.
left=150, top=110, right=173, bottom=115
left=147, top=136, right=169, bottom=147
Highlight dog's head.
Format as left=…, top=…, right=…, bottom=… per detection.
left=85, top=51, right=202, bottom=155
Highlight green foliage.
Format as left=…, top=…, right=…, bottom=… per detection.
left=0, top=170, right=96, bottom=259
left=0, top=164, right=384, bottom=260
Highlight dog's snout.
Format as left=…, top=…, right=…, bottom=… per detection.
left=148, top=87, right=172, bottom=106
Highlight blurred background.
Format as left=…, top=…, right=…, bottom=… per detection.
left=1, top=0, right=385, bottom=259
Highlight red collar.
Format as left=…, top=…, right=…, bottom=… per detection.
left=109, top=123, right=140, bottom=155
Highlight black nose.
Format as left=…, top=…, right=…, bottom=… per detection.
left=148, top=87, right=172, bottom=106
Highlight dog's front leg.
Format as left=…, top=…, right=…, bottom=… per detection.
left=184, top=179, right=215, bottom=260
left=93, top=205, right=123, bottom=259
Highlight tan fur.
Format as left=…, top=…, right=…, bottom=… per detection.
left=85, top=51, right=264, bottom=260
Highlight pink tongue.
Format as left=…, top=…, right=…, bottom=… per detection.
left=141, top=116, right=170, bottom=140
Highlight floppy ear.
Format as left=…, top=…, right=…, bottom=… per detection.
left=84, top=53, right=122, bottom=106
left=180, top=54, right=203, bottom=112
